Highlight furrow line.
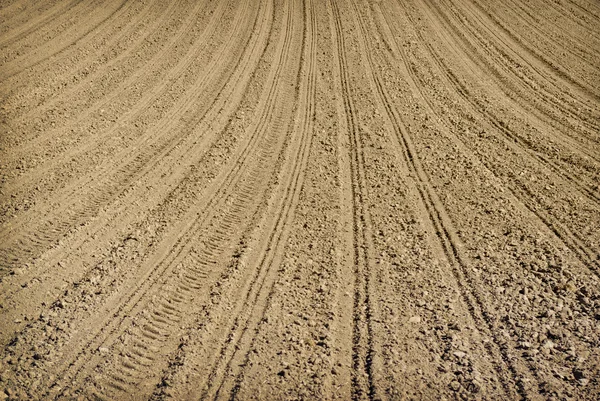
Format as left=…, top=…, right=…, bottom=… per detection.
left=437, top=0, right=600, bottom=131
left=411, top=0, right=600, bottom=194
left=421, top=0, right=600, bottom=143
left=32, top=12, right=280, bottom=401
left=0, top=0, right=82, bottom=49
left=0, top=0, right=222, bottom=171
left=1, top=0, right=179, bottom=119
left=500, top=0, right=600, bottom=65
left=36, top=0, right=295, bottom=396
left=385, top=0, right=600, bottom=279
left=351, top=0, right=529, bottom=398
left=195, top=1, right=316, bottom=399
left=374, top=0, right=599, bottom=396
left=81, top=3, right=296, bottom=394
left=0, top=0, right=129, bottom=80
left=0, top=0, right=246, bottom=271
left=534, top=0, right=600, bottom=43
left=0, top=0, right=273, bottom=339
left=329, top=1, right=376, bottom=399
left=466, top=0, right=600, bottom=100
left=0, top=0, right=42, bottom=27
left=566, top=0, right=600, bottom=23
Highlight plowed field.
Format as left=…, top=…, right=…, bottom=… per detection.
left=1, top=0, right=599, bottom=399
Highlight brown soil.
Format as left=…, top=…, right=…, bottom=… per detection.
left=1, top=0, right=599, bottom=400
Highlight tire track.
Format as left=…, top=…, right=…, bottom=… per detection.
left=329, top=1, right=378, bottom=399
left=383, top=0, right=600, bottom=279
left=420, top=0, right=600, bottom=144
left=0, top=0, right=244, bottom=274
left=0, top=0, right=282, bottom=351
left=0, top=0, right=178, bottom=120
left=26, top=0, right=303, bottom=397
left=0, top=0, right=212, bottom=161
left=434, top=0, right=600, bottom=134
left=65, top=0, right=295, bottom=394
left=566, top=0, right=600, bottom=24
left=0, top=0, right=128, bottom=80
left=346, top=0, right=532, bottom=398
left=0, top=0, right=217, bottom=174
left=467, top=0, right=600, bottom=100
left=0, top=0, right=81, bottom=49
left=501, top=0, right=600, bottom=62
left=412, top=0, right=600, bottom=193
left=183, top=1, right=316, bottom=398
left=534, top=0, right=600, bottom=43
left=0, top=0, right=272, bottom=338
left=0, top=0, right=41, bottom=28
left=367, top=0, right=598, bottom=396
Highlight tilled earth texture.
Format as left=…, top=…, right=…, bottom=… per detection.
left=0, top=0, right=599, bottom=400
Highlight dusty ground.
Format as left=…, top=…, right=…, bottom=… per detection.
left=0, top=0, right=599, bottom=399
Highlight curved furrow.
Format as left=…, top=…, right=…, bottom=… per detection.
left=505, top=0, right=600, bottom=59
left=3, top=0, right=286, bottom=396
left=369, top=4, right=600, bottom=395
left=0, top=0, right=242, bottom=272
left=373, top=1, right=600, bottom=397
left=0, top=0, right=40, bottom=27
left=422, top=0, right=600, bottom=143
left=384, top=0, right=600, bottom=279
left=0, top=0, right=217, bottom=166
left=534, top=0, right=600, bottom=44
left=412, top=0, right=600, bottom=177
left=377, top=1, right=600, bottom=280
left=347, top=0, right=528, bottom=398
left=567, top=0, right=600, bottom=22
left=425, top=0, right=600, bottom=145
left=178, top=1, right=317, bottom=399
left=468, top=0, right=600, bottom=97
left=329, top=1, right=379, bottom=399
left=0, top=0, right=81, bottom=49
left=446, top=0, right=600, bottom=123
left=51, top=1, right=294, bottom=394
left=0, top=0, right=217, bottom=181
left=460, top=0, right=600, bottom=102
left=0, top=0, right=127, bottom=79
left=0, top=0, right=274, bottom=343
left=497, top=0, right=600, bottom=66
left=1, top=1, right=598, bottom=399
left=0, top=0, right=179, bottom=125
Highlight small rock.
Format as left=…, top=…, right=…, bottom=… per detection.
left=453, top=351, right=466, bottom=359
left=98, top=347, right=109, bottom=355
left=542, top=340, right=555, bottom=350
left=409, top=316, right=421, bottom=323
left=450, top=380, right=461, bottom=391
left=547, top=328, right=562, bottom=340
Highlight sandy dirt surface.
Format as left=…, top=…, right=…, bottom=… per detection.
left=1, top=0, right=599, bottom=399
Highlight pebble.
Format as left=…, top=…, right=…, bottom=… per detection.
left=409, top=316, right=421, bottom=323
left=453, top=351, right=466, bottom=359
left=450, top=381, right=461, bottom=391
left=98, top=347, right=109, bottom=355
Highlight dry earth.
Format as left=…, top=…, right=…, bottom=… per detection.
left=0, top=0, right=599, bottom=399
